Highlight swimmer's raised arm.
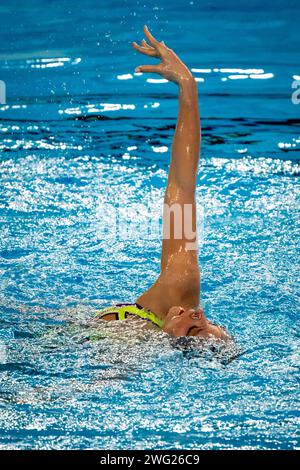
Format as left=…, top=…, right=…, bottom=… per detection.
left=133, top=26, right=201, bottom=315
left=133, top=26, right=200, bottom=196
left=96, top=26, right=229, bottom=340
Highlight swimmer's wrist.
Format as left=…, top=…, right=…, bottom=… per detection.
left=178, top=76, right=198, bottom=102
left=178, top=75, right=197, bottom=89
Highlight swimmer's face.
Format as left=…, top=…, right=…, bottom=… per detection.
left=163, top=306, right=230, bottom=340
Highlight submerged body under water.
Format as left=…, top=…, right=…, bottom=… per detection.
left=0, top=0, right=299, bottom=450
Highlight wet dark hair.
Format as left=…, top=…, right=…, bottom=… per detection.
left=169, top=335, right=240, bottom=365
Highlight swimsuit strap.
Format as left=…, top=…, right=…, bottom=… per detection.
left=95, top=303, right=164, bottom=328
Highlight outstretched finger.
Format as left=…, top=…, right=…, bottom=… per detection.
left=135, top=64, right=162, bottom=74
left=132, top=42, right=158, bottom=57
left=143, top=25, right=161, bottom=50
left=141, top=39, right=153, bottom=49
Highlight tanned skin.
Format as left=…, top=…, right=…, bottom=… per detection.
left=104, top=25, right=229, bottom=340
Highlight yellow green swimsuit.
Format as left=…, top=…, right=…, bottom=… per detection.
left=95, top=303, right=164, bottom=328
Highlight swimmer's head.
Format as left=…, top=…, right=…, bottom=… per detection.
left=162, top=306, right=230, bottom=340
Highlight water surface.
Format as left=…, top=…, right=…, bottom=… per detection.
left=0, top=0, right=299, bottom=450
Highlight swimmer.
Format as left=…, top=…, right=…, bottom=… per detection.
left=96, top=25, right=230, bottom=341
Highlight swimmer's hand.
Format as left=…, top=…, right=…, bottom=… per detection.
left=132, top=25, right=194, bottom=85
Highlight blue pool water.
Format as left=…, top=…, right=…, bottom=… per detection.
left=0, top=0, right=299, bottom=450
